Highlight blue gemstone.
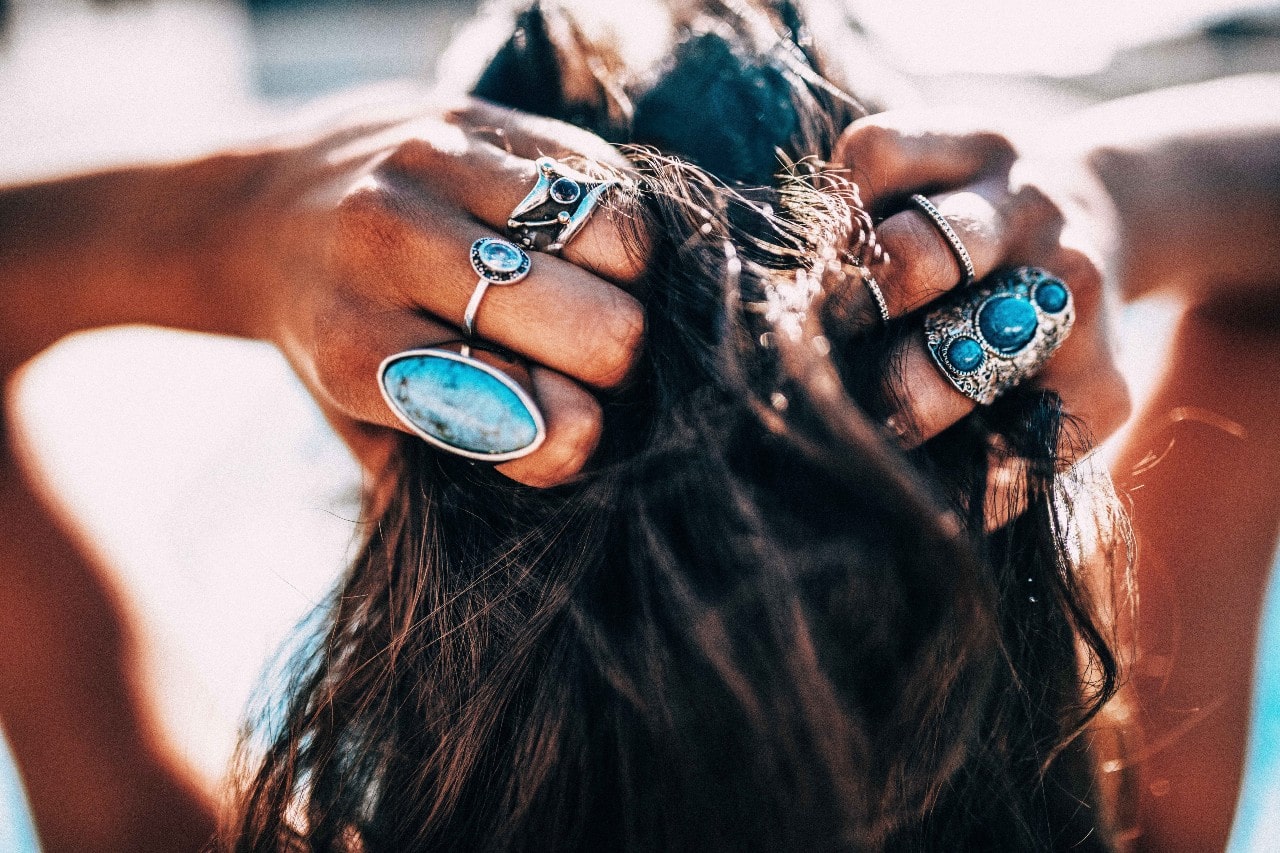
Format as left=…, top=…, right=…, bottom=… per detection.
left=946, top=336, right=985, bottom=372
left=478, top=240, right=524, bottom=273
left=1034, top=280, right=1069, bottom=313
left=550, top=177, right=581, bottom=204
left=381, top=353, right=539, bottom=456
left=977, top=296, right=1038, bottom=354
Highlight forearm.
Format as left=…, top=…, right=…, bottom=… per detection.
left=1059, top=75, right=1280, bottom=307
left=0, top=153, right=272, bottom=375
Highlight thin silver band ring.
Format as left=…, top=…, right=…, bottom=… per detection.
left=463, top=280, right=491, bottom=337
left=862, top=270, right=890, bottom=323
left=909, top=193, right=975, bottom=287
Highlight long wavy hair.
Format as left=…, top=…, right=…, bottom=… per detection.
left=224, top=1, right=1131, bottom=850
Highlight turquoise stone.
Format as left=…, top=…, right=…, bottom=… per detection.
left=1034, top=280, right=1069, bottom=313
left=381, top=354, right=539, bottom=456
left=946, top=336, right=985, bottom=372
left=978, top=296, right=1038, bottom=354
left=478, top=240, right=524, bottom=274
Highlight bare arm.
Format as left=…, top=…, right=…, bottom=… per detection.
left=1070, top=75, right=1280, bottom=852
left=1065, top=74, right=1280, bottom=308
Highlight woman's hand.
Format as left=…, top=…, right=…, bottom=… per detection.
left=832, top=110, right=1132, bottom=451
left=232, top=99, right=651, bottom=489
left=0, top=97, right=649, bottom=489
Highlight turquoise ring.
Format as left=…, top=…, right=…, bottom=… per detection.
left=378, top=344, right=546, bottom=462
left=923, top=267, right=1074, bottom=405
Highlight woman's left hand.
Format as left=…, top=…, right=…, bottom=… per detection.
left=832, top=110, right=1133, bottom=451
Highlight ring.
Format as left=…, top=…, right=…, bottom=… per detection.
left=378, top=342, right=546, bottom=462
left=860, top=266, right=891, bottom=324
left=909, top=193, right=976, bottom=287
left=464, top=237, right=531, bottom=337
left=923, top=266, right=1074, bottom=405
left=507, top=157, right=620, bottom=254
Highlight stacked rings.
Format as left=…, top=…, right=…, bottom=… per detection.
left=377, top=154, right=619, bottom=465
left=923, top=266, right=1074, bottom=405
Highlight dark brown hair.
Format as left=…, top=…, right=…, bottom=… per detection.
left=224, top=2, right=1130, bottom=850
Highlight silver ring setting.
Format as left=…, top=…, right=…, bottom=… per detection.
left=378, top=345, right=546, bottom=462
left=909, top=193, right=976, bottom=287
left=923, top=266, right=1074, bottom=405
left=861, top=267, right=891, bottom=324
left=507, top=157, right=619, bottom=254
left=464, top=237, right=531, bottom=337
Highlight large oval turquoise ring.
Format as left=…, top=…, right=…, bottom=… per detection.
left=378, top=345, right=546, bottom=462
left=463, top=237, right=532, bottom=337
left=922, top=267, right=1074, bottom=406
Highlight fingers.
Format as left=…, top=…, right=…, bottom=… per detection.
left=304, top=291, right=604, bottom=488
left=872, top=183, right=1011, bottom=317
left=383, top=121, right=647, bottom=286
left=495, top=367, right=603, bottom=487
left=834, top=111, right=1017, bottom=211
left=888, top=247, right=1128, bottom=456
left=333, top=176, right=644, bottom=390
left=443, top=97, right=629, bottom=168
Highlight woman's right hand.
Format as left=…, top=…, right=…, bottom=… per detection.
left=234, top=97, right=650, bottom=489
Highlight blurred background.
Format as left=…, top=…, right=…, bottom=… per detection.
left=1, top=0, right=1279, bottom=850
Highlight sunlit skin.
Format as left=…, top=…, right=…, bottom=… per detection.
left=1, top=75, right=1278, bottom=851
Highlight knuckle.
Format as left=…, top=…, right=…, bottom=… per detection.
left=971, top=130, right=1017, bottom=166
left=1010, top=184, right=1065, bottom=237
left=530, top=406, right=601, bottom=488
left=581, top=298, right=646, bottom=387
left=1054, top=247, right=1104, bottom=311
left=384, top=134, right=452, bottom=174
left=333, top=183, right=402, bottom=267
left=838, top=119, right=906, bottom=172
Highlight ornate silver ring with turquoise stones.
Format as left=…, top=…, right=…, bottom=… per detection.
left=464, top=237, right=532, bottom=337
left=923, top=266, right=1074, bottom=405
left=507, top=157, right=619, bottom=254
left=378, top=343, right=547, bottom=462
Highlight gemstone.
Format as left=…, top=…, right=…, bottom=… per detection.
left=550, top=177, right=582, bottom=205
left=1034, top=280, right=1069, bottom=313
left=977, top=296, right=1038, bottom=354
left=381, top=353, right=540, bottom=457
left=946, top=336, right=985, bottom=372
left=477, top=239, right=524, bottom=274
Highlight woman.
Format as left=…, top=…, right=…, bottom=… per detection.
left=1, top=1, right=1277, bottom=850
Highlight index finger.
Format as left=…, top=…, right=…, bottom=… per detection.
left=834, top=112, right=1017, bottom=211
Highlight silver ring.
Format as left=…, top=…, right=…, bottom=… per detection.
left=507, top=157, right=619, bottom=254
left=378, top=344, right=546, bottom=462
left=464, top=237, right=531, bottom=337
left=861, top=268, right=891, bottom=324
left=909, top=193, right=975, bottom=287
left=923, top=266, right=1074, bottom=405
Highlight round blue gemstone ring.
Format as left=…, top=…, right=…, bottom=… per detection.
left=463, top=237, right=532, bottom=337
left=922, top=267, right=1074, bottom=405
